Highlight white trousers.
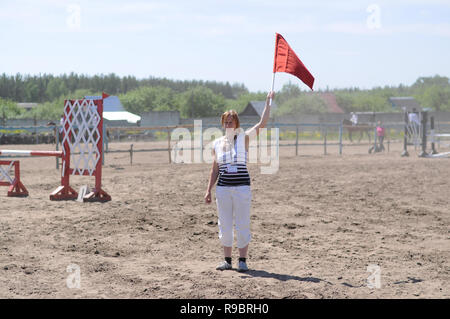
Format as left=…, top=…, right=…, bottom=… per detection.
left=215, top=185, right=252, bottom=249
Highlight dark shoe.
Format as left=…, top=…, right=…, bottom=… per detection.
left=237, top=260, right=249, bottom=272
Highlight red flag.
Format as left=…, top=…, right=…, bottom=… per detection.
left=102, top=92, right=110, bottom=99
left=273, top=33, right=315, bottom=90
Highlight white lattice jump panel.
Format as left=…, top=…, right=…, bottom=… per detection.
left=0, top=161, right=14, bottom=184
left=62, top=99, right=101, bottom=176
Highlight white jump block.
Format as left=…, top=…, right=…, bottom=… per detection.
left=77, top=185, right=90, bottom=202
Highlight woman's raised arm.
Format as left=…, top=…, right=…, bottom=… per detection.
left=245, top=91, right=275, bottom=137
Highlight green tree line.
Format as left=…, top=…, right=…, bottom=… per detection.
left=0, top=72, right=248, bottom=103
left=274, top=75, right=450, bottom=116
left=0, top=73, right=449, bottom=120
left=334, top=75, right=450, bottom=113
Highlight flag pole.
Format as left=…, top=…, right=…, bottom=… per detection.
left=269, top=72, right=275, bottom=106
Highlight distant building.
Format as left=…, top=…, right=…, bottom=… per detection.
left=389, top=97, right=422, bottom=112
left=241, top=93, right=344, bottom=117
left=17, top=103, right=39, bottom=111
left=317, top=92, right=345, bottom=114
left=140, top=110, right=180, bottom=127
left=85, top=95, right=141, bottom=126
left=240, top=93, right=345, bottom=125
left=240, top=101, right=278, bottom=117
left=303, top=92, right=345, bottom=114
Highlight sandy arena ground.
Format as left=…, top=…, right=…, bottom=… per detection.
left=0, top=139, right=449, bottom=299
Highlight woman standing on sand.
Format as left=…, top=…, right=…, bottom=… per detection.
left=204, top=91, right=275, bottom=272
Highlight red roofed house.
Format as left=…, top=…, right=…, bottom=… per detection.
left=318, top=92, right=345, bottom=114
left=303, top=92, right=345, bottom=114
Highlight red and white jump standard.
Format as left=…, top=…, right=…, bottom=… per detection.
left=0, top=95, right=111, bottom=202
left=0, top=160, right=28, bottom=197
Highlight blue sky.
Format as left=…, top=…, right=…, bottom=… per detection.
left=1, top=0, right=449, bottom=92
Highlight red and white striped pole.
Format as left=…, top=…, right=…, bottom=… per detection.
left=0, top=150, right=63, bottom=157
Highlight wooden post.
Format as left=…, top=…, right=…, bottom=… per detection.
left=323, top=125, right=327, bottom=155
left=167, top=127, right=171, bottom=164
left=104, top=124, right=109, bottom=152
left=339, top=123, right=343, bottom=155
left=130, top=144, right=133, bottom=166
left=430, top=116, right=438, bottom=154
left=195, top=120, right=203, bottom=163
left=34, top=116, right=38, bottom=144
left=401, top=110, right=409, bottom=157
left=200, top=128, right=203, bottom=163
left=295, top=126, right=299, bottom=156
left=373, top=126, right=377, bottom=151
left=419, top=111, right=428, bottom=157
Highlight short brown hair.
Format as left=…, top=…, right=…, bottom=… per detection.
left=221, top=110, right=240, bottom=128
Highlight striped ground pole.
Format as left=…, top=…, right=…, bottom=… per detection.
left=0, top=150, right=63, bottom=157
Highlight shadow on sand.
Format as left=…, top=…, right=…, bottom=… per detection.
left=237, top=269, right=331, bottom=284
